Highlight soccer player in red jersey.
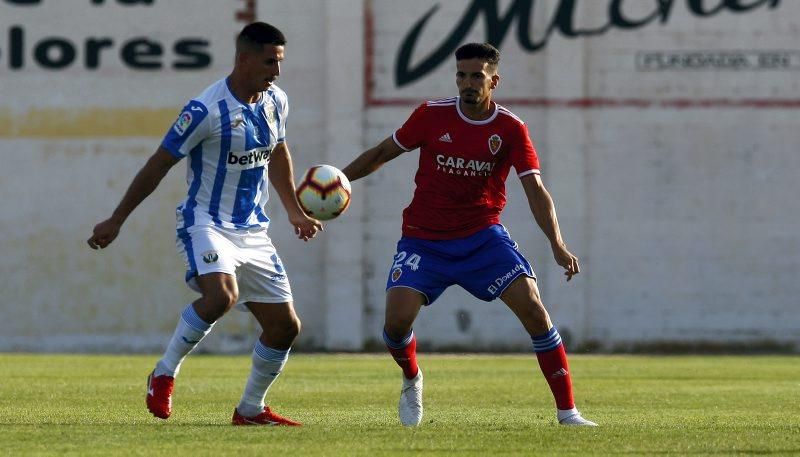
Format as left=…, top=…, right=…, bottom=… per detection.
left=342, top=43, right=596, bottom=427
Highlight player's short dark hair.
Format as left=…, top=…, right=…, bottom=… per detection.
left=236, top=22, right=286, bottom=53
left=455, top=43, right=500, bottom=68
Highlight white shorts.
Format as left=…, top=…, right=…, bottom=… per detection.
left=176, top=225, right=293, bottom=309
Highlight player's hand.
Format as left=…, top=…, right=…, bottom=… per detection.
left=87, top=217, right=123, bottom=250
left=289, top=212, right=323, bottom=242
left=551, top=241, right=580, bottom=281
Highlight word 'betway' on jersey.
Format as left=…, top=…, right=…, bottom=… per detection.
left=436, top=154, right=495, bottom=176
left=227, top=148, right=271, bottom=168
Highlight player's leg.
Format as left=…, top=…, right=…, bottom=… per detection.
left=384, top=238, right=451, bottom=426
left=231, top=301, right=301, bottom=426
left=229, top=234, right=300, bottom=426
left=456, top=225, right=595, bottom=425
left=385, top=286, right=426, bottom=426
left=384, top=286, right=425, bottom=379
left=500, top=276, right=596, bottom=426
left=155, top=272, right=239, bottom=376
left=147, top=272, right=239, bottom=419
left=148, top=227, right=240, bottom=419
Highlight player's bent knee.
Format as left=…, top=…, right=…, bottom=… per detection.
left=273, top=314, right=301, bottom=341
left=199, top=290, right=239, bottom=320
left=287, top=315, right=301, bottom=339
left=270, top=319, right=300, bottom=347
left=215, top=290, right=239, bottom=310
left=384, top=322, right=413, bottom=341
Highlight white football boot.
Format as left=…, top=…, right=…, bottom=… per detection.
left=557, top=408, right=598, bottom=426
left=398, top=369, right=423, bottom=426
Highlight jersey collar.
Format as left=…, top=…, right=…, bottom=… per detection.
left=225, top=76, right=266, bottom=108
left=456, top=96, right=498, bottom=125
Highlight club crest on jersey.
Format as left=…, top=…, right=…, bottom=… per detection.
left=173, top=112, right=193, bottom=136
left=201, top=250, right=219, bottom=264
left=266, top=107, right=277, bottom=125
left=391, top=268, right=403, bottom=282
left=488, top=134, right=502, bottom=155
left=263, top=101, right=277, bottom=125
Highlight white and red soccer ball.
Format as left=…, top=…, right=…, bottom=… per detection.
left=296, top=164, right=351, bottom=221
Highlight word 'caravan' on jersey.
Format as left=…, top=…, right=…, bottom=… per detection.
left=436, top=154, right=496, bottom=176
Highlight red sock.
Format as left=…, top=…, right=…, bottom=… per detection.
left=536, top=344, right=575, bottom=410
left=385, top=332, right=419, bottom=380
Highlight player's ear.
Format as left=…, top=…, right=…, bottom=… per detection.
left=490, top=74, right=500, bottom=89
left=235, top=50, right=249, bottom=67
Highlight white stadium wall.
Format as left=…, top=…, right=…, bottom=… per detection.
left=1, top=0, right=798, bottom=352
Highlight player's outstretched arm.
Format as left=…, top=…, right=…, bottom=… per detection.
left=268, top=142, right=323, bottom=242
left=520, top=173, right=580, bottom=281
left=341, top=136, right=405, bottom=182
left=87, top=146, right=180, bottom=250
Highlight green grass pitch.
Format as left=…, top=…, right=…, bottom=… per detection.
left=0, top=354, right=798, bottom=456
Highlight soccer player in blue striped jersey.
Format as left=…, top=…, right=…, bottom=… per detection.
left=88, top=22, right=321, bottom=426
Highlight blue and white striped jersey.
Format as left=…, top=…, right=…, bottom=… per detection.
left=161, top=77, right=288, bottom=232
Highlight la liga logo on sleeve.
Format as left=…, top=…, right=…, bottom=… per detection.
left=173, top=112, right=193, bottom=136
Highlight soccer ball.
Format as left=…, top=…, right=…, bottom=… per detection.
left=296, top=164, right=352, bottom=221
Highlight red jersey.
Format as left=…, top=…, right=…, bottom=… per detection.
left=393, top=97, right=540, bottom=240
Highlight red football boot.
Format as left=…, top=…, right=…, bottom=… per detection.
left=231, top=406, right=302, bottom=426
left=146, top=371, right=175, bottom=419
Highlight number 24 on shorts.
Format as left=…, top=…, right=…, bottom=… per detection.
left=393, top=251, right=422, bottom=271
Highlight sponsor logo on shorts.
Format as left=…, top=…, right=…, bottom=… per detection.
left=173, top=111, right=192, bottom=135
left=486, top=263, right=525, bottom=295
left=271, top=253, right=285, bottom=273
left=391, top=267, right=403, bottom=282
left=201, top=250, right=219, bottom=264
left=268, top=274, right=287, bottom=281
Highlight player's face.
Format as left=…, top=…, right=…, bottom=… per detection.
left=243, top=44, right=284, bottom=91
left=456, top=58, right=499, bottom=105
